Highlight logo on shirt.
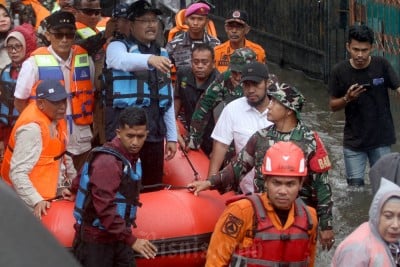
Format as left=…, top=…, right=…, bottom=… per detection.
left=222, top=213, right=244, bottom=238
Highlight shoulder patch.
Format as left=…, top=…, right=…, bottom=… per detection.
left=222, top=213, right=244, bottom=238
left=309, top=132, right=331, bottom=172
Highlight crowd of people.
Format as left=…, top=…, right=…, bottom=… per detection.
left=0, top=0, right=400, bottom=266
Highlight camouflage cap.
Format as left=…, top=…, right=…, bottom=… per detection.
left=229, top=47, right=257, bottom=72
left=268, top=83, right=305, bottom=119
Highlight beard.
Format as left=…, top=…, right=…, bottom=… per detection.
left=247, top=92, right=267, bottom=108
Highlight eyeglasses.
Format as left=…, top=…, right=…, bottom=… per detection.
left=79, top=8, right=101, bottom=16
left=135, top=19, right=158, bottom=25
left=6, top=44, right=23, bottom=52
left=49, top=31, right=76, bottom=39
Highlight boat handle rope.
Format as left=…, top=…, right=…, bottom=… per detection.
left=142, top=183, right=195, bottom=191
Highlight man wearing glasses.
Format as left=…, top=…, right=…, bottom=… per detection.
left=13, top=11, right=95, bottom=173
left=73, top=0, right=111, bottom=146
left=74, top=0, right=102, bottom=38
left=104, top=0, right=177, bottom=189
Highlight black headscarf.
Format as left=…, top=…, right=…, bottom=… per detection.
left=0, top=4, right=12, bottom=42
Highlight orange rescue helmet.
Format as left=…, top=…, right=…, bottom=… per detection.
left=262, top=141, right=307, bottom=177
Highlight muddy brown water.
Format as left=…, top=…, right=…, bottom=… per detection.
left=268, top=62, right=400, bottom=266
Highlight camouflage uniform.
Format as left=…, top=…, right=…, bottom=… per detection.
left=208, top=84, right=334, bottom=230
left=165, top=31, right=220, bottom=71
left=189, top=48, right=257, bottom=148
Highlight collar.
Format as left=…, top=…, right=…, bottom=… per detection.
left=48, top=46, right=73, bottom=65
left=267, top=121, right=304, bottom=141
left=182, top=31, right=212, bottom=46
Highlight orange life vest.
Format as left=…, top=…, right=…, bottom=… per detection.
left=30, top=46, right=94, bottom=125
left=1, top=102, right=67, bottom=200
left=22, top=0, right=50, bottom=30
left=167, top=8, right=218, bottom=42
left=96, top=17, right=110, bottom=32
left=231, top=195, right=313, bottom=267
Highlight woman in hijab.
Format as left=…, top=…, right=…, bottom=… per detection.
left=332, top=178, right=400, bottom=266
left=0, top=23, right=36, bottom=161
left=0, top=4, right=12, bottom=71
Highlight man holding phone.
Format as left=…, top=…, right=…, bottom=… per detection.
left=328, top=24, right=400, bottom=186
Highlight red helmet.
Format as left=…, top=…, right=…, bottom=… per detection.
left=261, top=141, right=307, bottom=177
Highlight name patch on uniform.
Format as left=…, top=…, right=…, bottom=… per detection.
left=222, top=213, right=244, bottom=238
left=217, top=54, right=229, bottom=66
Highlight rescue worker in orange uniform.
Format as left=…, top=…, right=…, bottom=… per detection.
left=205, top=141, right=318, bottom=267
left=214, top=9, right=266, bottom=73
left=1, top=80, right=70, bottom=219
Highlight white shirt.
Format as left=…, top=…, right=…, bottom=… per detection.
left=14, top=46, right=95, bottom=155
left=211, top=97, right=272, bottom=193
left=212, top=97, right=272, bottom=149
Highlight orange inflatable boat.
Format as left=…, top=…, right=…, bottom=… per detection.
left=42, top=188, right=233, bottom=267
left=41, top=128, right=234, bottom=266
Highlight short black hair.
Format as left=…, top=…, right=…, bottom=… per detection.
left=192, top=43, right=215, bottom=60
left=348, top=24, right=374, bottom=44
left=118, top=107, right=148, bottom=129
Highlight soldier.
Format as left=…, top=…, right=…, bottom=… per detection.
left=165, top=2, right=220, bottom=85
left=188, top=47, right=257, bottom=150
left=214, top=9, right=266, bottom=73
left=189, top=83, right=335, bottom=251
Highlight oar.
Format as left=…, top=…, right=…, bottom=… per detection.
left=180, top=135, right=200, bottom=181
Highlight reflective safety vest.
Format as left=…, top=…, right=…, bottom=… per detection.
left=102, top=41, right=173, bottom=111
left=96, top=17, right=109, bottom=33
left=0, top=65, right=18, bottom=126
left=1, top=102, right=67, bottom=199
left=75, top=21, right=109, bottom=40
left=74, top=146, right=142, bottom=228
left=231, top=195, right=313, bottom=267
left=31, top=46, right=94, bottom=125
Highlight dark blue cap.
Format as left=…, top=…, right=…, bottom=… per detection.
left=113, top=3, right=129, bottom=18
left=36, top=80, right=68, bottom=101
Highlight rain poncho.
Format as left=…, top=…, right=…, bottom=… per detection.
left=332, top=178, right=400, bottom=266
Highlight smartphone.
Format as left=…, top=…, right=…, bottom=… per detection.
left=360, top=83, right=372, bottom=90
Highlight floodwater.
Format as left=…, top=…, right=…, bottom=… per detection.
left=268, top=62, right=400, bottom=266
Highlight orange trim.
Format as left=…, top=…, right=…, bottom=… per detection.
left=167, top=9, right=218, bottom=42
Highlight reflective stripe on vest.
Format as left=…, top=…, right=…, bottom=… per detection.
left=31, top=46, right=94, bottom=125
left=0, top=65, right=18, bottom=125
left=76, top=22, right=97, bottom=39
left=73, top=146, right=142, bottom=229
left=231, top=195, right=312, bottom=267
left=104, top=42, right=172, bottom=110
left=232, top=255, right=308, bottom=267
